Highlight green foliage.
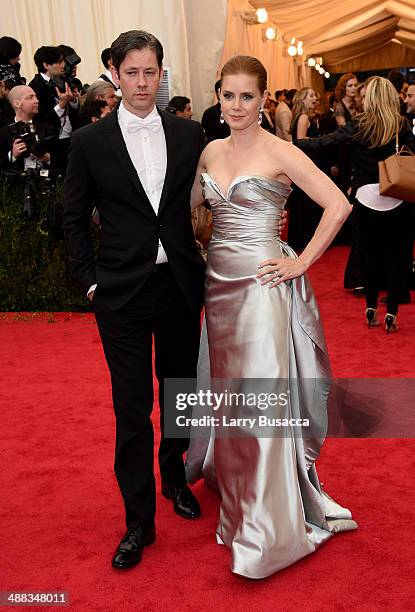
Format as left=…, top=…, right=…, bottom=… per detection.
left=0, top=176, right=91, bottom=311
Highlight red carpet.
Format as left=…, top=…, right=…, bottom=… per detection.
left=1, top=246, right=414, bottom=611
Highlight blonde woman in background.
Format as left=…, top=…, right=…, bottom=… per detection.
left=299, top=77, right=415, bottom=331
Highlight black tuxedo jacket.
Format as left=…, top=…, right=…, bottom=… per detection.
left=28, top=73, right=79, bottom=136
left=0, top=119, right=58, bottom=172
left=63, top=109, right=206, bottom=312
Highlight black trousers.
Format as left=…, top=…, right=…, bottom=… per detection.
left=356, top=200, right=413, bottom=315
left=94, top=264, right=201, bottom=529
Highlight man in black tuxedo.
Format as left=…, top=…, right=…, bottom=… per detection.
left=201, top=79, right=230, bottom=142
left=29, top=46, right=79, bottom=174
left=0, top=85, right=57, bottom=172
left=63, top=30, right=205, bottom=570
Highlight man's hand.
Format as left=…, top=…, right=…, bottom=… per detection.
left=35, top=152, right=51, bottom=163
left=12, top=138, right=27, bottom=158
left=56, top=83, right=75, bottom=108
left=277, top=209, right=288, bottom=237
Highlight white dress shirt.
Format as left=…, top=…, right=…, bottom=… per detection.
left=356, top=184, right=402, bottom=211
left=88, top=102, right=168, bottom=297
left=118, top=101, right=167, bottom=262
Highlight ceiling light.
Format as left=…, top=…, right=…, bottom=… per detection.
left=324, top=71, right=330, bottom=78
left=315, top=63, right=320, bottom=70
left=256, top=8, right=268, bottom=23
left=319, top=67, right=325, bottom=74
left=297, top=46, right=304, bottom=55
left=288, top=45, right=297, bottom=57
left=307, top=57, right=316, bottom=67
left=265, top=27, right=277, bottom=40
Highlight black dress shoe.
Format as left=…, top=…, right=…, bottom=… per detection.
left=111, top=523, right=156, bottom=570
left=161, top=484, right=201, bottom=519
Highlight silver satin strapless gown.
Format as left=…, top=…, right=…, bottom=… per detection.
left=186, top=174, right=357, bottom=579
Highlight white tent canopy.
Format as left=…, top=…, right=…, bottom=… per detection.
left=1, top=0, right=227, bottom=118
left=249, top=0, right=415, bottom=73
left=2, top=0, right=415, bottom=116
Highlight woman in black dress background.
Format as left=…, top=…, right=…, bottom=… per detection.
left=287, top=87, right=324, bottom=251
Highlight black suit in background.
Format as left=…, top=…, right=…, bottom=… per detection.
left=28, top=73, right=79, bottom=174
left=63, top=109, right=205, bottom=529
left=0, top=97, right=15, bottom=128
left=201, top=102, right=230, bottom=142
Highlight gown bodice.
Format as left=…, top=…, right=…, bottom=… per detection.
left=201, top=173, right=292, bottom=242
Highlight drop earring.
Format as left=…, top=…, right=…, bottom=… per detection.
left=258, top=106, right=263, bottom=125
left=220, top=111, right=225, bottom=124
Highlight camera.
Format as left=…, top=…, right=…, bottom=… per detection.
left=50, top=52, right=81, bottom=93
left=0, top=63, right=25, bottom=88
left=8, top=166, right=63, bottom=236
left=9, top=121, right=48, bottom=158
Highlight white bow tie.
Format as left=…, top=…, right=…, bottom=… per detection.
left=127, top=116, right=162, bottom=134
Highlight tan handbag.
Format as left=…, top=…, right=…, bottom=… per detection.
left=379, top=124, right=415, bottom=202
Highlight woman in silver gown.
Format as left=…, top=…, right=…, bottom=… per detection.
left=186, top=56, right=357, bottom=579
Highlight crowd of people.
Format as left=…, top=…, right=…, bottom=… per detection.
left=1, top=34, right=414, bottom=329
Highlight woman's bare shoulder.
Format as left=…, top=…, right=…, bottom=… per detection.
left=264, top=132, right=310, bottom=180
left=203, top=138, right=230, bottom=158
left=264, top=131, right=296, bottom=155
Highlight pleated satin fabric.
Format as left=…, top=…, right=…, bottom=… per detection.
left=185, top=174, right=357, bottom=579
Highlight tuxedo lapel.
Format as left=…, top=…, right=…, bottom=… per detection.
left=157, top=110, right=178, bottom=217
left=102, top=112, right=156, bottom=221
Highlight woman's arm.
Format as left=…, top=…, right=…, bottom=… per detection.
left=190, top=149, right=207, bottom=210
left=297, top=121, right=354, bottom=150
left=334, top=101, right=346, bottom=127
left=296, top=114, right=310, bottom=139
left=257, top=143, right=351, bottom=286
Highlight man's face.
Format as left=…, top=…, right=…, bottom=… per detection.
left=178, top=102, right=193, bottom=119
left=111, top=48, right=162, bottom=118
left=45, top=57, right=65, bottom=77
left=91, top=104, right=111, bottom=123
left=100, top=104, right=112, bottom=119
left=405, top=85, right=415, bottom=113
left=16, top=87, right=39, bottom=117
left=102, top=87, right=118, bottom=110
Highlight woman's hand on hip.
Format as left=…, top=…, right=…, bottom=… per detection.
left=256, top=256, right=308, bottom=287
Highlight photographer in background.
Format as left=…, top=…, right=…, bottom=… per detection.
left=84, top=80, right=118, bottom=112
left=57, top=45, right=83, bottom=93
left=77, top=99, right=111, bottom=128
left=0, top=85, right=57, bottom=172
left=166, top=96, right=193, bottom=119
left=0, top=36, right=25, bottom=87
left=98, top=47, right=120, bottom=95
left=0, top=64, right=22, bottom=128
left=29, top=46, right=80, bottom=174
